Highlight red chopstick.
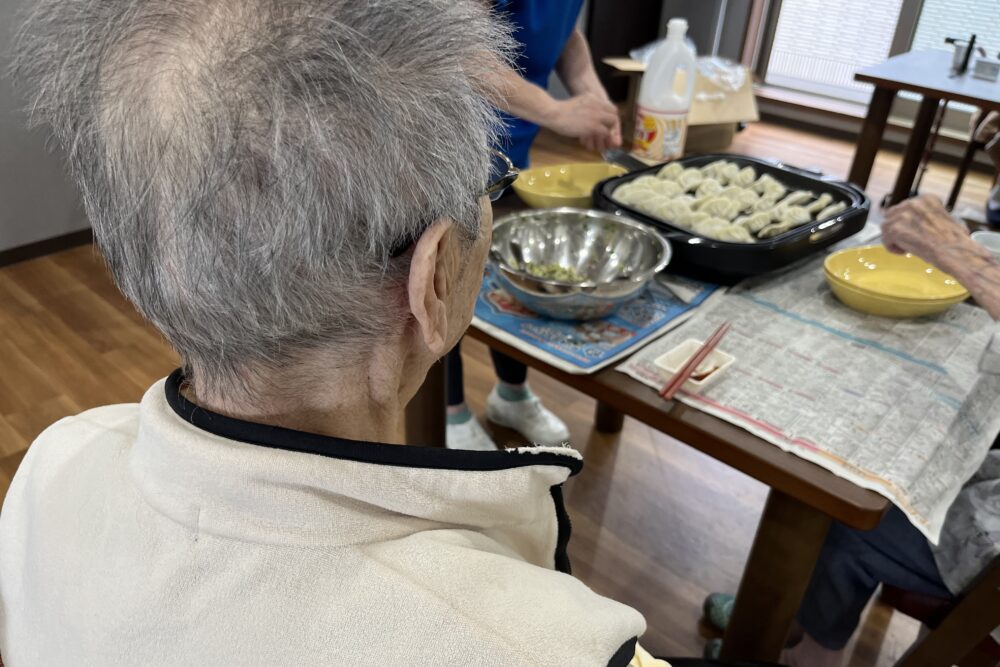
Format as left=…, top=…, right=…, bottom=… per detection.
left=660, top=321, right=731, bottom=400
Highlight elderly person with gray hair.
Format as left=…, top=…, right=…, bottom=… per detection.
left=0, top=1, right=685, bottom=665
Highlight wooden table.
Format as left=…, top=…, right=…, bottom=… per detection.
left=405, top=195, right=890, bottom=662
left=848, top=49, right=1000, bottom=206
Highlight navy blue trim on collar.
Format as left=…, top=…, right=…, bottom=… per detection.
left=164, top=368, right=583, bottom=475
left=607, top=637, right=638, bottom=667
left=550, top=485, right=574, bottom=574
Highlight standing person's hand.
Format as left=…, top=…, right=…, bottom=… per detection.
left=546, top=93, right=621, bottom=153
left=882, top=195, right=971, bottom=266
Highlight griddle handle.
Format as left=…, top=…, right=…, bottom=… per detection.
left=808, top=220, right=845, bottom=244
left=602, top=149, right=655, bottom=173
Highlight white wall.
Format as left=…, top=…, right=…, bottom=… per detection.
left=660, top=0, right=751, bottom=60
left=0, top=0, right=88, bottom=253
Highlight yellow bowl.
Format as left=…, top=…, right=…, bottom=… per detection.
left=512, top=162, right=627, bottom=209
left=824, top=245, right=968, bottom=300
left=824, top=269, right=967, bottom=317
left=823, top=245, right=969, bottom=318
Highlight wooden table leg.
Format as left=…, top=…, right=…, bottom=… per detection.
left=405, top=359, right=447, bottom=447
left=622, top=73, right=641, bottom=150
left=719, top=489, right=832, bottom=662
left=595, top=401, right=625, bottom=434
left=848, top=86, right=895, bottom=190
left=889, top=95, right=941, bottom=206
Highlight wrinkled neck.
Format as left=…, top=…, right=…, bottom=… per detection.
left=187, top=342, right=420, bottom=444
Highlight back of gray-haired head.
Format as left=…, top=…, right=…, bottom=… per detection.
left=14, top=0, right=512, bottom=394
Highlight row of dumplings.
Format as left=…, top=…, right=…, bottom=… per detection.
left=612, top=160, right=848, bottom=243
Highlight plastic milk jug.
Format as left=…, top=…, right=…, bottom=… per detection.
left=633, top=18, right=696, bottom=161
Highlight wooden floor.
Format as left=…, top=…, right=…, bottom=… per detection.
left=1, top=120, right=994, bottom=664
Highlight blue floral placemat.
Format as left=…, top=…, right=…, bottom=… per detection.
left=471, top=271, right=717, bottom=374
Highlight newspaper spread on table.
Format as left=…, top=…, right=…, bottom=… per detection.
left=619, top=257, right=1000, bottom=543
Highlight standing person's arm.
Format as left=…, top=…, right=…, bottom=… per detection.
left=555, top=29, right=622, bottom=151
left=493, top=65, right=619, bottom=152
left=556, top=31, right=609, bottom=102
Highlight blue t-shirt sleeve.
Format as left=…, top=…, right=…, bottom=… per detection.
left=492, top=0, right=584, bottom=168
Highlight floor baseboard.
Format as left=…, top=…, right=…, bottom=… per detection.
left=0, top=229, right=94, bottom=268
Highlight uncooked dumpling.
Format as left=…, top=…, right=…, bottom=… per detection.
left=717, top=163, right=741, bottom=185
left=752, top=173, right=782, bottom=194
left=775, top=205, right=812, bottom=225
left=757, top=206, right=812, bottom=239
left=658, top=162, right=684, bottom=180
left=756, top=222, right=786, bottom=239
left=732, top=166, right=757, bottom=188
left=734, top=189, right=760, bottom=212
left=651, top=179, right=683, bottom=198
left=700, top=160, right=732, bottom=180
left=692, top=217, right=732, bottom=237
left=677, top=167, right=705, bottom=191
left=615, top=187, right=659, bottom=207
left=703, top=223, right=754, bottom=243
left=697, top=196, right=742, bottom=221
left=735, top=211, right=774, bottom=233
left=613, top=182, right=637, bottom=198
left=817, top=201, right=847, bottom=220
left=753, top=195, right=779, bottom=212
left=631, top=175, right=661, bottom=190
left=695, top=179, right=724, bottom=199
left=753, top=173, right=787, bottom=199
left=779, top=190, right=815, bottom=208
left=635, top=195, right=670, bottom=217
left=806, top=193, right=834, bottom=214
left=759, top=221, right=806, bottom=239
left=649, top=197, right=692, bottom=223
left=762, top=183, right=787, bottom=199
left=716, top=186, right=744, bottom=200
left=678, top=210, right=711, bottom=228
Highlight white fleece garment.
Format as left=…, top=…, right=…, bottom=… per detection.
left=0, top=379, right=646, bottom=666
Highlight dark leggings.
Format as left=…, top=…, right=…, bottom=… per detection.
left=796, top=506, right=951, bottom=650
left=445, top=343, right=527, bottom=406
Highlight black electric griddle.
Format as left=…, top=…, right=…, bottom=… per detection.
left=593, top=153, right=870, bottom=284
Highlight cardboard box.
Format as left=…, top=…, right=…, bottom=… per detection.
left=602, top=57, right=758, bottom=154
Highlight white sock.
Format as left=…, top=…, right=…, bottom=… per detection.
left=990, top=184, right=1000, bottom=210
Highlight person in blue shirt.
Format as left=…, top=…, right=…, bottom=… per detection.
left=445, top=0, right=622, bottom=451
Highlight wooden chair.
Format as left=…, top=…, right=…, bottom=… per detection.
left=880, top=554, right=1000, bottom=667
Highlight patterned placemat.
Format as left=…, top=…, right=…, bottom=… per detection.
left=471, top=271, right=718, bottom=374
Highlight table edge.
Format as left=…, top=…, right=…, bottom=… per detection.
left=467, top=325, right=890, bottom=530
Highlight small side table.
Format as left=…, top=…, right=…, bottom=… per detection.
left=848, top=50, right=1000, bottom=206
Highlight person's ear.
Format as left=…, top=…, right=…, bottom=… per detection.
left=408, top=219, right=455, bottom=356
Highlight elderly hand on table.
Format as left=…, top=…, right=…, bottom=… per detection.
left=882, top=195, right=971, bottom=262
left=883, top=194, right=1000, bottom=319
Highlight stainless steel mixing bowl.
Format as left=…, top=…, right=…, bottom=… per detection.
left=488, top=207, right=672, bottom=321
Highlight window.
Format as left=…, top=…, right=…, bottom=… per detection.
left=763, top=0, right=904, bottom=103
left=897, top=0, right=999, bottom=113
left=910, top=0, right=999, bottom=58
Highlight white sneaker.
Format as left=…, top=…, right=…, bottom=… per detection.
left=446, top=417, right=498, bottom=451
left=485, top=386, right=570, bottom=446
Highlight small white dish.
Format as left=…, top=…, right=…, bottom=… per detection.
left=971, top=230, right=1000, bottom=263
left=653, top=338, right=735, bottom=394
